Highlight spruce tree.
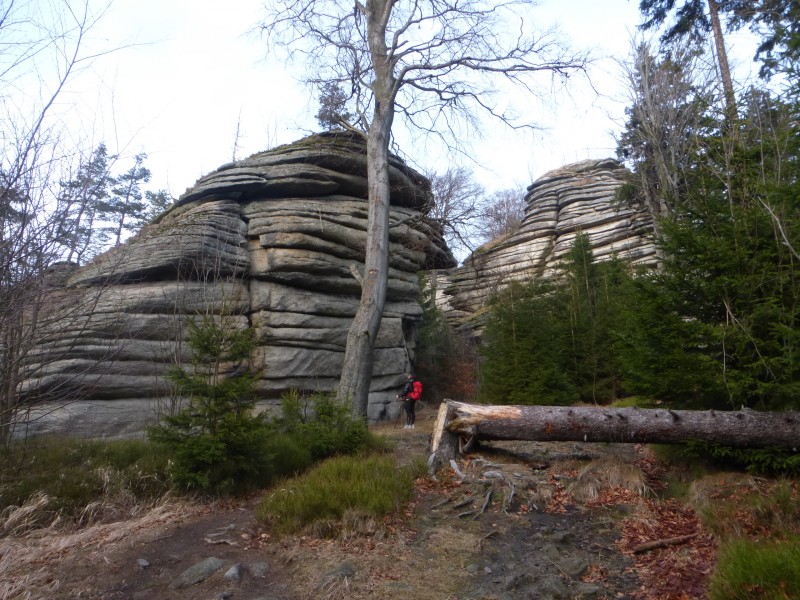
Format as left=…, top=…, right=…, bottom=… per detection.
left=149, top=317, right=273, bottom=494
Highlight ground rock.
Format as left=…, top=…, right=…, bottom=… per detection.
left=169, top=556, right=226, bottom=590
left=223, top=563, right=242, bottom=582
left=529, top=575, right=570, bottom=599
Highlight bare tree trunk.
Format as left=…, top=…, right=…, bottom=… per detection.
left=707, top=0, right=737, bottom=118
left=430, top=401, right=800, bottom=466
left=337, top=0, right=396, bottom=417
left=261, top=0, right=588, bottom=417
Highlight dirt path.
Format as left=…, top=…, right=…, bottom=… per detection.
left=4, top=408, right=657, bottom=600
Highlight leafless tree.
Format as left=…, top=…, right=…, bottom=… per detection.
left=425, top=167, right=484, bottom=260
left=0, top=0, right=117, bottom=445
left=477, top=186, right=527, bottom=243
left=615, top=37, right=716, bottom=240
left=261, top=0, right=588, bottom=416
left=427, top=168, right=528, bottom=260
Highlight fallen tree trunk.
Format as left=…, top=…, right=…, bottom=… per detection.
left=429, top=401, right=800, bottom=471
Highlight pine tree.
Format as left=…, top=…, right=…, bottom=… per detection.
left=56, top=144, right=114, bottom=264
left=98, top=153, right=151, bottom=247
left=315, top=81, right=353, bottom=130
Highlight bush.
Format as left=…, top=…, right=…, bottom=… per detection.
left=257, top=453, right=415, bottom=536
left=0, top=437, right=171, bottom=530
left=148, top=316, right=275, bottom=494
left=708, top=536, right=800, bottom=600
left=152, top=412, right=275, bottom=494
left=278, top=391, right=382, bottom=461
left=262, top=433, right=313, bottom=478
left=679, top=441, right=800, bottom=476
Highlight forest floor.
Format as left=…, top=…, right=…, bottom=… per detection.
left=1, top=403, right=742, bottom=600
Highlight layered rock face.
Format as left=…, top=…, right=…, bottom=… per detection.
left=18, top=132, right=454, bottom=437
left=439, top=159, right=657, bottom=327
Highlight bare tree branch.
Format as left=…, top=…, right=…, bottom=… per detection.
left=259, top=0, right=589, bottom=416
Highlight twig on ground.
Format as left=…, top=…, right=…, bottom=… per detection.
left=431, top=497, right=452, bottom=509
left=477, top=488, right=493, bottom=516
left=503, top=483, right=516, bottom=514
left=631, top=533, right=700, bottom=554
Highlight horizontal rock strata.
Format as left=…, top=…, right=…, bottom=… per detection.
left=439, top=159, right=657, bottom=329
left=18, top=132, right=454, bottom=437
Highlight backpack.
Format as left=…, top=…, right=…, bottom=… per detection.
left=409, top=380, right=423, bottom=401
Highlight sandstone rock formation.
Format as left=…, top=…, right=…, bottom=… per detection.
left=17, top=132, right=454, bottom=437
left=437, top=158, right=657, bottom=328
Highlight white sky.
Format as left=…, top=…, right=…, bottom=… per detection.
left=70, top=0, right=759, bottom=198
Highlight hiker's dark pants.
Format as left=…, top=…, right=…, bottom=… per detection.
left=404, top=398, right=416, bottom=425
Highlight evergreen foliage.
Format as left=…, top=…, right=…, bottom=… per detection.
left=480, top=235, right=628, bottom=405
left=277, top=389, right=376, bottom=461
left=55, top=144, right=114, bottom=264
left=315, top=81, right=354, bottom=130
left=415, top=273, right=477, bottom=402
left=481, top=279, right=576, bottom=405
left=679, top=441, right=800, bottom=475
left=617, top=89, right=800, bottom=412
left=54, top=146, right=173, bottom=263
left=149, top=317, right=273, bottom=494
left=149, top=318, right=378, bottom=495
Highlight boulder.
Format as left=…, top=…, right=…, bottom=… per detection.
left=437, top=158, right=657, bottom=330
left=17, top=132, right=455, bottom=437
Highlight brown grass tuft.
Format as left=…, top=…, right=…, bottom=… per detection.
left=0, top=493, right=52, bottom=537
left=568, top=457, right=650, bottom=502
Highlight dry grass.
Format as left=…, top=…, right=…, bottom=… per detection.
left=0, top=497, right=204, bottom=600
left=685, top=472, right=758, bottom=508
left=568, top=457, right=650, bottom=502
left=0, top=492, right=53, bottom=537
left=687, top=473, right=800, bottom=540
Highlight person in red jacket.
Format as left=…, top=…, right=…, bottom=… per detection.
left=397, top=373, right=422, bottom=429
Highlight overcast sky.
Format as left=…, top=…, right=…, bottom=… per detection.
left=71, top=0, right=758, bottom=198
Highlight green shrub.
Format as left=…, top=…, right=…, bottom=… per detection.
left=257, top=453, right=415, bottom=536
left=262, top=433, right=313, bottom=478
left=0, top=437, right=170, bottom=529
left=708, top=536, right=800, bottom=600
left=479, top=238, right=630, bottom=406
left=278, top=391, right=382, bottom=461
left=148, top=316, right=275, bottom=494
left=609, top=396, right=658, bottom=408
left=679, top=441, right=800, bottom=476
left=152, top=412, right=275, bottom=494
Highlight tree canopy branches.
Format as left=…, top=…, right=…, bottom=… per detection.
left=260, top=0, right=589, bottom=416
left=261, top=0, right=589, bottom=141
